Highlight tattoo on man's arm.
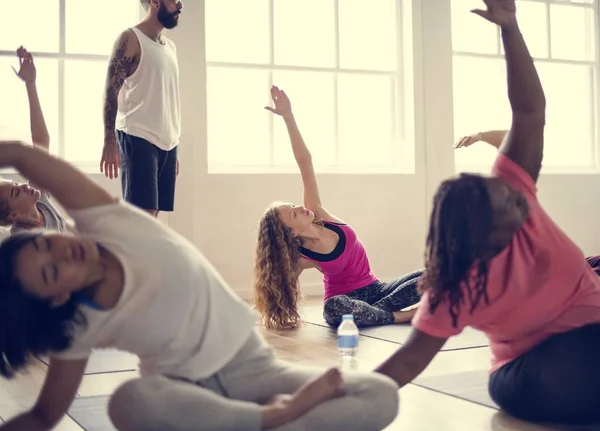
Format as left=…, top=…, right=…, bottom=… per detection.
left=103, top=35, right=135, bottom=141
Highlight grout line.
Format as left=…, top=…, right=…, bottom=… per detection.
left=82, top=369, right=137, bottom=376
left=301, top=321, right=489, bottom=352
left=65, top=413, right=89, bottom=431
left=72, top=394, right=110, bottom=400
left=408, top=382, right=498, bottom=411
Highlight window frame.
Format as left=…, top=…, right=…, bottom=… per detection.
left=451, top=0, right=600, bottom=174
left=204, top=0, right=413, bottom=175
left=0, top=0, right=145, bottom=173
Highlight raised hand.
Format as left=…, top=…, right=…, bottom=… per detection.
left=265, top=85, right=292, bottom=117
left=453, top=133, right=483, bottom=149
left=471, top=0, right=517, bottom=27
left=12, top=46, right=36, bottom=84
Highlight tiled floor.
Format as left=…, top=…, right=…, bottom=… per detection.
left=258, top=316, right=564, bottom=431
left=0, top=298, right=580, bottom=430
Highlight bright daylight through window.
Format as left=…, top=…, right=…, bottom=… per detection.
left=452, top=0, right=599, bottom=171
left=205, top=0, right=406, bottom=173
left=0, top=0, right=140, bottom=168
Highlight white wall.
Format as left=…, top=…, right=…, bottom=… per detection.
left=5, top=0, right=600, bottom=300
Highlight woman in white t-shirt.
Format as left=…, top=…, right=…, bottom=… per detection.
left=0, top=141, right=398, bottom=431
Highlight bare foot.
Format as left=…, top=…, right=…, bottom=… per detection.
left=291, top=367, right=345, bottom=408
left=260, top=369, right=345, bottom=429
left=265, top=393, right=293, bottom=406
left=393, top=307, right=417, bottom=324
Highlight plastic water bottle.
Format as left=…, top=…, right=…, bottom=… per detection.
left=337, top=314, right=359, bottom=370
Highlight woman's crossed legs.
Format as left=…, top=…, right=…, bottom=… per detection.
left=323, top=270, right=423, bottom=328
left=108, top=329, right=399, bottom=431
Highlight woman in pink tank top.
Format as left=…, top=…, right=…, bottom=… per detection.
left=375, top=2, right=600, bottom=427
left=253, top=86, right=422, bottom=330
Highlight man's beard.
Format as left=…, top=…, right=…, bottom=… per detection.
left=157, top=2, right=180, bottom=29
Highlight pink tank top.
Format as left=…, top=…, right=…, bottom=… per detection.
left=300, top=222, right=378, bottom=300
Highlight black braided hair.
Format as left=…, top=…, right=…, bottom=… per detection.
left=419, top=173, right=494, bottom=327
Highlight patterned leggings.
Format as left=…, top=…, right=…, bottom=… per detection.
left=323, top=270, right=423, bottom=328
left=321, top=258, right=600, bottom=329
left=586, top=255, right=600, bottom=276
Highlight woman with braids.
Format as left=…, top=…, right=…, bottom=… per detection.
left=376, top=0, right=600, bottom=426
left=455, top=128, right=600, bottom=276
left=254, top=85, right=422, bottom=330
left=0, top=139, right=399, bottom=431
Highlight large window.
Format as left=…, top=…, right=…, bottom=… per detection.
left=452, top=0, right=599, bottom=171
left=0, top=0, right=140, bottom=168
left=205, top=0, right=409, bottom=173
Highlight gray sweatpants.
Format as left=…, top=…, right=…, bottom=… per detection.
left=108, top=329, right=399, bottom=431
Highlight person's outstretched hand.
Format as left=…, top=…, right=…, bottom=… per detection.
left=265, top=85, right=292, bottom=117
left=453, top=133, right=482, bottom=149
left=471, top=0, right=517, bottom=27
left=12, top=46, right=36, bottom=84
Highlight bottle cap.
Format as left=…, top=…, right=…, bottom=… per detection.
left=342, top=314, right=354, bottom=320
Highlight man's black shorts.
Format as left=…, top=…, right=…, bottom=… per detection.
left=117, top=131, right=177, bottom=212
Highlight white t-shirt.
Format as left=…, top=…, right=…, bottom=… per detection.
left=51, top=200, right=258, bottom=380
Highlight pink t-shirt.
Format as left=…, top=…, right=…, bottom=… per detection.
left=413, top=153, right=600, bottom=373
left=301, top=222, right=378, bottom=300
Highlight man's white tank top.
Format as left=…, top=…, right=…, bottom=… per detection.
left=116, top=27, right=181, bottom=151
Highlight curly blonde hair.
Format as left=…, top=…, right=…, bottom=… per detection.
left=0, top=179, right=13, bottom=227
left=0, top=199, right=11, bottom=227
left=254, top=206, right=303, bottom=329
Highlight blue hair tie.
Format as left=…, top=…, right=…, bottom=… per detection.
left=72, top=291, right=103, bottom=310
